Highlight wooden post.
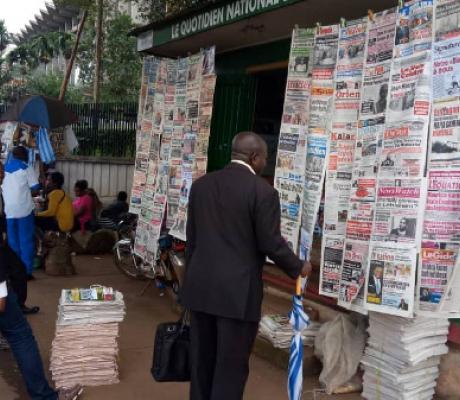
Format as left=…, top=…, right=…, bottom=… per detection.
left=59, top=10, right=88, bottom=101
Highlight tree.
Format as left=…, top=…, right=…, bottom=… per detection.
left=94, top=0, right=104, bottom=103
left=0, top=19, right=10, bottom=54
left=101, top=14, right=141, bottom=102
left=132, top=0, right=221, bottom=22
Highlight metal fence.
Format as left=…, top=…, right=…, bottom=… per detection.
left=1, top=102, right=138, bottom=159
left=68, top=102, right=137, bottom=159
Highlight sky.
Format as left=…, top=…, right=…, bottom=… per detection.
left=3, top=0, right=49, bottom=34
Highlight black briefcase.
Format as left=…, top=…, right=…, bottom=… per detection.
left=151, top=312, right=191, bottom=382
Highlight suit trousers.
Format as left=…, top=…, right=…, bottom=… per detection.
left=189, top=311, right=258, bottom=400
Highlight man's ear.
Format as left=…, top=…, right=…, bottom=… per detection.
left=0, top=297, right=6, bottom=313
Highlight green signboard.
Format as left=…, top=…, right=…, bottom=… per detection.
left=150, top=0, right=303, bottom=47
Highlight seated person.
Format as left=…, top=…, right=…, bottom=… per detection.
left=72, top=180, right=94, bottom=233
left=100, top=191, right=129, bottom=225
left=36, top=172, right=74, bottom=233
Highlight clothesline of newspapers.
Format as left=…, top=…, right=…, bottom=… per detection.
left=50, top=288, right=126, bottom=388
left=274, top=0, right=460, bottom=320
left=129, top=48, right=216, bottom=265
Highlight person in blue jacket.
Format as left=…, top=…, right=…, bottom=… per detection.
left=1, top=146, right=40, bottom=279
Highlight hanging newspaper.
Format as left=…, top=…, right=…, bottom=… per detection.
left=394, top=0, right=434, bottom=59
left=379, top=119, right=429, bottom=178
left=323, top=18, right=367, bottom=236
left=371, top=178, right=426, bottom=245
left=338, top=239, right=369, bottom=311
left=130, top=58, right=159, bottom=213
left=364, top=243, right=417, bottom=317
left=418, top=241, right=460, bottom=314
left=439, top=254, right=460, bottom=315
left=387, top=51, right=432, bottom=123
left=274, top=28, right=314, bottom=253
left=422, top=170, right=460, bottom=242
left=300, top=24, right=339, bottom=260
left=338, top=9, right=397, bottom=311
left=320, top=234, right=344, bottom=297
left=434, top=0, right=460, bottom=42
left=309, top=24, right=339, bottom=131
left=433, top=36, right=460, bottom=100
left=429, top=99, right=460, bottom=169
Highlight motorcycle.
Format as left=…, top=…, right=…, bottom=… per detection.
left=112, top=213, right=186, bottom=297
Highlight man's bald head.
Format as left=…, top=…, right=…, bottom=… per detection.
left=231, top=132, right=267, bottom=175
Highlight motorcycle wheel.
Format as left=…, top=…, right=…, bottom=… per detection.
left=113, top=239, right=145, bottom=280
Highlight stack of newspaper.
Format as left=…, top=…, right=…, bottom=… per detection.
left=50, top=289, right=126, bottom=388
left=258, top=314, right=321, bottom=349
left=361, top=313, right=450, bottom=400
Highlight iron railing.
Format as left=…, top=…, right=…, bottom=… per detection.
left=0, top=102, right=138, bottom=159
left=68, top=102, right=137, bottom=159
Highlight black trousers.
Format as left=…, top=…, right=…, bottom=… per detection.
left=4, top=244, right=28, bottom=307
left=190, top=311, right=259, bottom=400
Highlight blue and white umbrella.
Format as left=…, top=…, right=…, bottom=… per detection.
left=288, top=278, right=310, bottom=400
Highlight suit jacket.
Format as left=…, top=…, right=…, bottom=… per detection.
left=180, top=163, right=303, bottom=322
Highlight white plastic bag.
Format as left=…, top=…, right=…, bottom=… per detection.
left=314, top=314, right=366, bottom=394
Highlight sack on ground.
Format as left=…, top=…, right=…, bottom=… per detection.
left=314, top=314, right=366, bottom=394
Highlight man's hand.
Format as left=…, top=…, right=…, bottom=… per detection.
left=301, top=260, right=312, bottom=278
left=0, top=298, right=5, bottom=313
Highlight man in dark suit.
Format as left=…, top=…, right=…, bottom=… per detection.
left=181, top=132, right=311, bottom=400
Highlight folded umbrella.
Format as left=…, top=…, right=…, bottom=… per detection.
left=0, top=95, right=77, bottom=130
left=288, top=277, right=310, bottom=400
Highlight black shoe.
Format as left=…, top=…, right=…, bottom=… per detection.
left=27, top=274, right=35, bottom=281
left=21, top=306, right=40, bottom=315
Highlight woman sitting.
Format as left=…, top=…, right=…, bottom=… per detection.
left=72, top=180, right=94, bottom=233
left=35, top=172, right=74, bottom=233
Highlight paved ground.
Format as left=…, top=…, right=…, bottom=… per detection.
left=0, top=254, right=361, bottom=400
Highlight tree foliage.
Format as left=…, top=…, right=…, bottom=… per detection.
left=132, top=0, right=223, bottom=22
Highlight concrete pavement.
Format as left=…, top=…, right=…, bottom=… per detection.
left=0, top=254, right=360, bottom=400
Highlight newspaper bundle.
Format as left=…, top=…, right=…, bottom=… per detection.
left=50, top=289, right=126, bottom=388
left=258, top=314, right=321, bottom=349
left=362, top=312, right=449, bottom=400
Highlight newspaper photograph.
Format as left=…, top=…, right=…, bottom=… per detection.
left=352, top=120, right=383, bottom=181
left=433, top=37, right=460, bottom=100
left=371, top=178, right=426, bottom=245
left=372, top=178, right=426, bottom=245
left=336, top=18, right=367, bottom=78
left=313, top=24, right=339, bottom=80
left=435, top=0, right=460, bottom=42
left=288, top=28, right=315, bottom=78
left=360, top=63, right=391, bottom=118
left=418, top=241, right=460, bottom=314
left=304, top=134, right=328, bottom=192
left=387, top=52, right=432, bottom=123
left=365, top=244, right=417, bottom=317
left=338, top=239, right=369, bottom=313
left=282, top=78, right=312, bottom=126
left=379, top=119, right=429, bottom=178
left=429, top=99, right=460, bottom=169
left=366, top=8, right=397, bottom=64
left=423, top=169, right=460, bottom=242
left=320, top=234, right=344, bottom=297
left=394, top=0, right=434, bottom=58
left=324, top=178, right=352, bottom=235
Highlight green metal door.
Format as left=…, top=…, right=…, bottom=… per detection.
left=207, top=73, right=256, bottom=172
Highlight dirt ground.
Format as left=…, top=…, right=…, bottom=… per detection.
left=0, top=254, right=361, bottom=400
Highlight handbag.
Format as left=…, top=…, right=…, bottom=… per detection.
left=151, top=311, right=191, bottom=382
